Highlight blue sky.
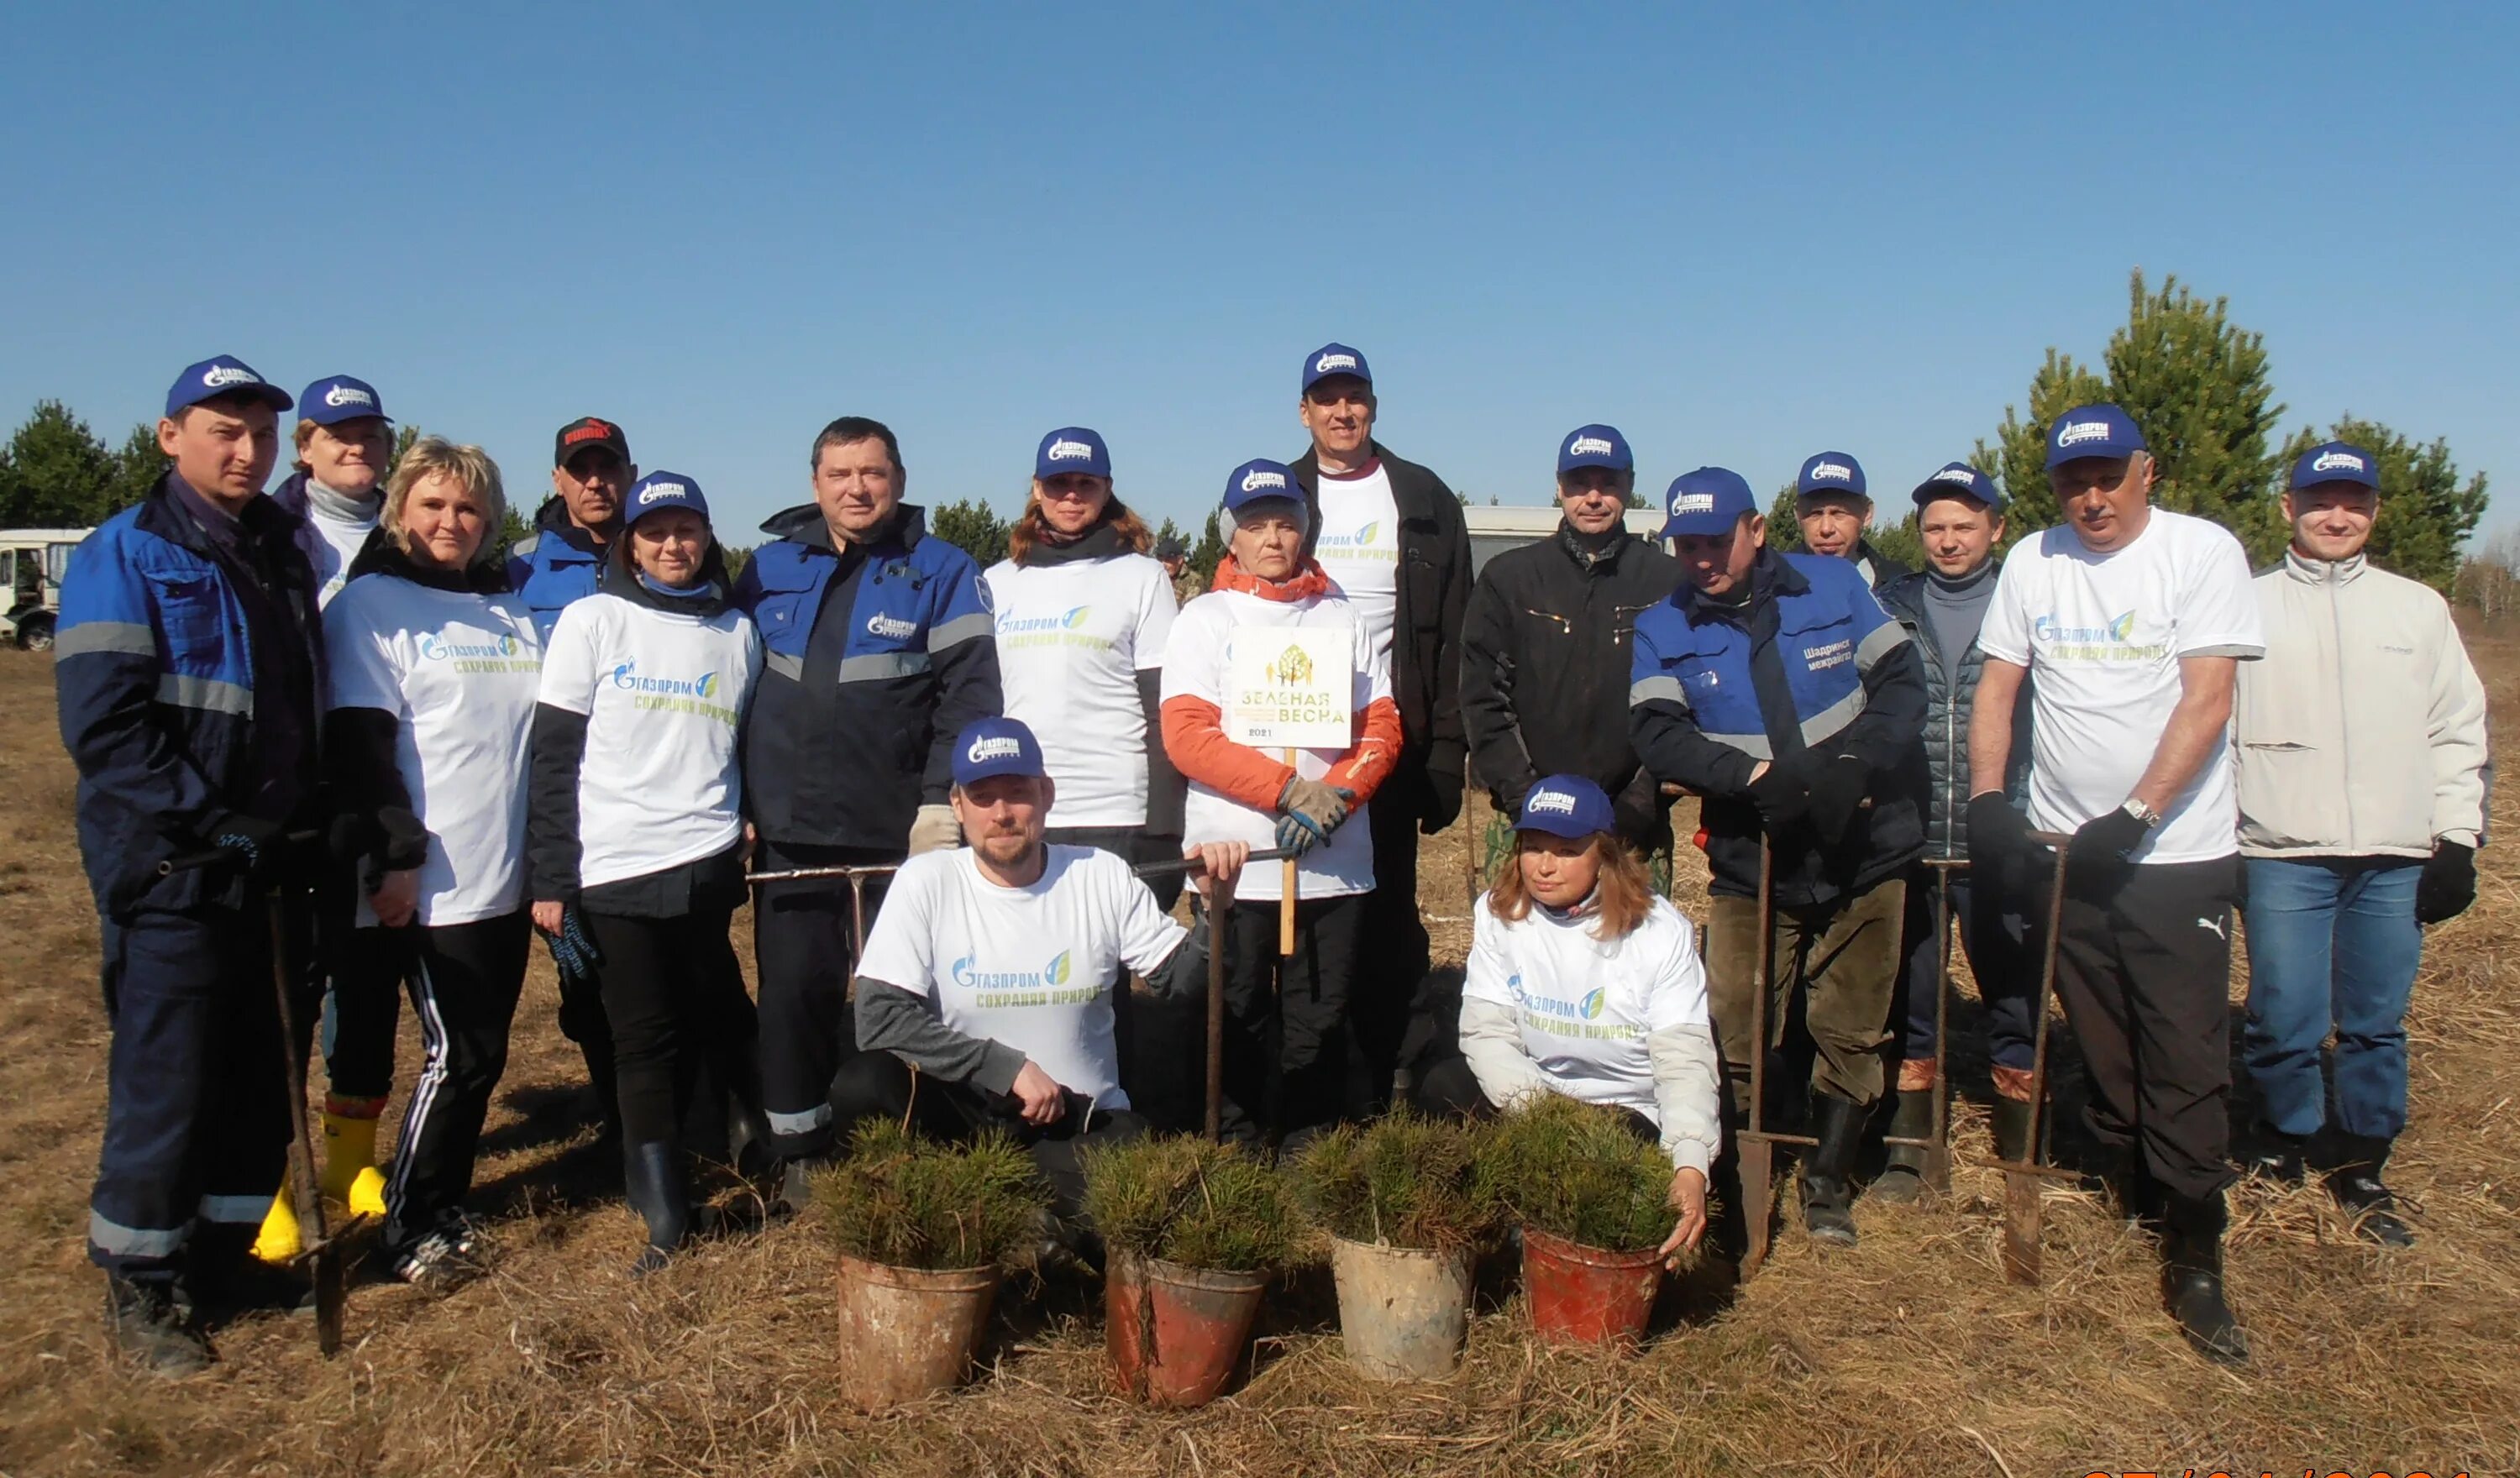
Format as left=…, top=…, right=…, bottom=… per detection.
left=4, top=3, right=2512, bottom=539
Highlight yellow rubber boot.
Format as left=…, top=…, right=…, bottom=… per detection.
left=323, top=1099, right=389, bottom=1217
left=251, top=1187, right=302, bottom=1264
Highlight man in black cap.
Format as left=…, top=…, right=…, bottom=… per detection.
left=1287, top=343, right=1473, bottom=1111
left=1155, top=532, right=1201, bottom=607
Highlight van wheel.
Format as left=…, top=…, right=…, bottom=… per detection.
left=16, top=616, right=53, bottom=652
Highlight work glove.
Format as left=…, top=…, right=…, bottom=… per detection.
left=1744, top=763, right=1810, bottom=837
left=2416, top=840, right=2478, bottom=925
left=1803, top=756, right=1871, bottom=847
left=538, top=905, right=604, bottom=991
left=1966, top=791, right=2033, bottom=900
left=906, top=804, right=963, bottom=856
left=210, top=815, right=288, bottom=880
left=1275, top=776, right=1356, bottom=857
left=1420, top=767, right=1465, bottom=835
left=2066, top=805, right=2150, bottom=871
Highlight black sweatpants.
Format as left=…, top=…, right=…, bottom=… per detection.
left=751, top=838, right=893, bottom=1161
left=1352, top=782, right=1433, bottom=1112
left=1892, top=866, right=2036, bottom=1073
left=828, top=1051, right=1148, bottom=1221
left=586, top=892, right=760, bottom=1154
left=2040, top=857, right=2241, bottom=1203
left=1218, top=891, right=1365, bottom=1149
left=322, top=921, right=406, bottom=1104
left=379, top=911, right=532, bottom=1250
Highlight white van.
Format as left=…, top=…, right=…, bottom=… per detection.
left=1462, top=505, right=1664, bottom=579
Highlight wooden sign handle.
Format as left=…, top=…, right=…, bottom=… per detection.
left=1279, top=749, right=1299, bottom=956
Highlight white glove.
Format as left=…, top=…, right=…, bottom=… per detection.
left=907, top=804, right=963, bottom=856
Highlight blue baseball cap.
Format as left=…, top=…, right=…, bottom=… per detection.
left=1557, top=424, right=1633, bottom=474
left=1911, top=461, right=2005, bottom=511
left=2045, top=404, right=2148, bottom=469
left=1517, top=774, right=1617, bottom=839
left=1796, top=452, right=1866, bottom=500
left=297, top=375, right=391, bottom=427
left=1301, top=343, right=1372, bottom=392
left=1660, top=466, right=1760, bottom=539
left=624, top=470, right=711, bottom=529
left=1035, top=427, right=1111, bottom=480
left=165, top=355, right=292, bottom=418
left=1222, top=458, right=1305, bottom=516
left=2289, top=441, right=2380, bottom=493
left=952, top=716, right=1048, bottom=786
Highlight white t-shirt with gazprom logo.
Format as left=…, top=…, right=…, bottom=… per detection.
left=1977, top=509, right=2263, bottom=865
left=324, top=575, right=543, bottom=925
left=857, top=845, right=1188, bottom=1112
left=1461, top=892, right=1707, bottom=1125
left=537, top=591, right=762, bottom=890
left=1311, top=463, right=1400, bottom=663
left=983, top=553, right=1178, bottom=827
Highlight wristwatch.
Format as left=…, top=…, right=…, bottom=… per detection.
left=2121, top=798, right=2164, bottom=830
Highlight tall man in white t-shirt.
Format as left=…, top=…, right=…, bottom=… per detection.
left=1287, top=344, right=1473, bottom=1113
left=1968, top=403, right=2264, bottom=1365
left=837, top=717, right=1247, bottom=1224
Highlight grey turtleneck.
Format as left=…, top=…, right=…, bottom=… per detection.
left=1921, top=558, right=1998, bottom=679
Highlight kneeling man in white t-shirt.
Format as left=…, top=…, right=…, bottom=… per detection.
left=837, top=716, right=1248, bottom=1227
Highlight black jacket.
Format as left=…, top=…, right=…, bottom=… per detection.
left=1876, top=566, right=2033, bottom=862
left=1460, top=521, right=1677, bottom=835
left=1289, top=442, right=1473, bottom=831
left=1850, top=538, right=1912, bottom=593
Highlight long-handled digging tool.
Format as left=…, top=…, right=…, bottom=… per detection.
left=1919, top=856, right=1966, bottom=1196
left=1998, top=831, right=2078, bottom=1286
left=160, top=834, right=365, bottom=1357
left=744, top=847, right=1288, bottom=1145
left=1736, top=841, right=1779, bottom=1277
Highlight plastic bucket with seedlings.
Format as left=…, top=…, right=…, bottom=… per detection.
left=1329, top=1237, right=1476, bottom=1380
left=835, top=1256, right=999, bottom=1410
left=1082, top=1135, right=1300, bottom=1409
left=814, top=1122, right=1050, bottom=1411
left=1520, top=1229, right=1662, bottom=1348
left=1105, top=1251, right=1269, bottom=1407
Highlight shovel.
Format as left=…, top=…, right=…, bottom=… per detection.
left=1998, top=831, right=2079, bottom=1286
left=1735, top=841, right=1779, bottom=1278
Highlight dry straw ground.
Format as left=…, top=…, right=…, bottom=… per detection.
left=2, top=626, right=2516, bottom=1478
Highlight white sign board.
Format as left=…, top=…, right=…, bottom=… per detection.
left=1225, top=626, right=1355, bottom=750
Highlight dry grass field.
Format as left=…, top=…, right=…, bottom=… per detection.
left=2, top=628, right=2517, bottom=1477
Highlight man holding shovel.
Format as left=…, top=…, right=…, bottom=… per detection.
left=1629, top=467, right=1926, bottom=1250
left=834, top=718, right=1249, bottom=1228
left=1966, top=404, right=2263, bottom=1365
left=55, top=356, right=326, bottom=1375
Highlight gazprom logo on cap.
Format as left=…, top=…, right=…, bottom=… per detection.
left=1241, top=468, right=1289, bottom=494
left=1671, top=491, right=1717, bottom=516
left=638, top=480, right=686, bottom=506
left=1934, top=467, right=1978, bottom=486
left=323, top=384, right=375, bottom=409
left=1809, top=461, right=1853, bottom=483
left=2056, top=420, right=2115, bottom=448
left=2313, top=451, right=2367, bottom=474
left=1528, top=789, right=1578, bottom=816
left=1314, top=352, right=1359, bottom=375
left=966, top=734, right=1025, bottom=765
left=1047, top=438, right=1096, bottom=463
left=202, top=364, right=261, bottom=388
left=1568, top=435, right=1616, bottom=459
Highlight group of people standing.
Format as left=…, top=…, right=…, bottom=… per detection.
left=55, top=346, right=2486, bottom=1380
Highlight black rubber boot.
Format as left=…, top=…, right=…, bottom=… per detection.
left=2160, top=1189, right=2250, bottom=1365
left=1798, top=1093, right=1865, bottom=1247
left=622, top=1140, right=691, bottom=1276
left=1868, top=1089, right=1936, bottom=1204
left=1990, top=1095, right=2035, bottom=1165
left=2243, top=1124, right=2308, bottom=1186
left=2321, top=1134, right=2413, bottom=1248
left=105, top=1276, right=213, bottom=1377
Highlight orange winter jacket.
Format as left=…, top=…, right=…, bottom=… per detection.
left=1160, top=554, right=1403, bottom=811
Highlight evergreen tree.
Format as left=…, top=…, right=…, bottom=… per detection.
left=1973, top=347, right=2108, bottom=542
left=105, top=423, right=167, bottom=516
left=1189, top=506, right=1227, bottom=584
left=2102, top=271, right=2285, bottom=558
left=929, top=496, right=1011, bottom=567
left=2276, top=417, right=2489, bottom=593
left=0, top=401, right=118, bottom=527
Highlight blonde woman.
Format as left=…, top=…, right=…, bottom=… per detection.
left=1414, top=775, right=1720, bottom=1262
left=322, top=438, right=542, bottom=1290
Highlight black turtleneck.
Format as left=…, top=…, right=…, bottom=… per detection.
left=1920, top=557, right=1997, bottom=680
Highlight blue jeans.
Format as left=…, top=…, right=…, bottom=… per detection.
left=2241, top=857, right=2423, bottom=1142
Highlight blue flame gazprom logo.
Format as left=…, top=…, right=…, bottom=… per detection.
left=950, top=948, right=1077, bottom=992
left=998, top=605, right=1094, bottom=635
left=418, top=631, right=521, bottom=662
left=610, top=659, right=717, bottom=700
left=1046, top=951, right=1072, bottom=986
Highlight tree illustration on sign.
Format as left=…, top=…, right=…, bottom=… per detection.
left=1270, top=643, right=1315, bottom=686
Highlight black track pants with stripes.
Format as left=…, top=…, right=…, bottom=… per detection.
left=374, top=910, right=533, bottom=1252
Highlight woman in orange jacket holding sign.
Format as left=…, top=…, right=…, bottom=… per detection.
left=1161, top=459, right=1402, bottom=1150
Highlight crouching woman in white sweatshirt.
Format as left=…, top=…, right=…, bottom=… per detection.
left=1413, top=775, right=1720, bottom=1262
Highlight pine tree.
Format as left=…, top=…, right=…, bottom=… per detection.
left=2102, top=271, right=2285, bottom=558
left=929, top=497, right=1011, bottom=567
left=1973, top=348, right=2108, bottom=543
left=2276, top=417, right=2489, bottom=593
left=0, top=401, right=118, bottom=527
left=104, top=423, right=167, bottom=516
left=1189, top=507, right=1227, bottom=584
